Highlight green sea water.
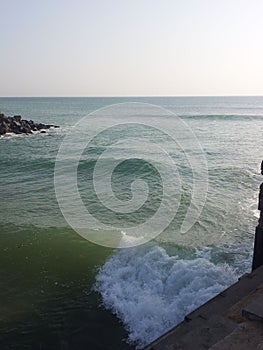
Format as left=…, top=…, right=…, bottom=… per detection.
left=1, top=96, right=263, bottom=349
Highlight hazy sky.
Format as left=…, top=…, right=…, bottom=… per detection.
left=1, top=0, right=263, bottom=96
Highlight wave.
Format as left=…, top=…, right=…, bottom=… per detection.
left=95, top=243, right=239, bottom=349
left=179, top=114, right=263, bottom=120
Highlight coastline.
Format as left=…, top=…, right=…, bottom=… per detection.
left=144, top=265, right=263, bottom=350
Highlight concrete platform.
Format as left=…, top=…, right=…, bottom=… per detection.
left=144, top=265, right=263, bottom=350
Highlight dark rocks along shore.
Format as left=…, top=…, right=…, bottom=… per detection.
left=0, top=112, right=59, bottom=136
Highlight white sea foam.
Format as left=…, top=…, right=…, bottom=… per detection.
left=0, top=132, right=24, bottom=139
left=95, top=244, right=238, bottom=349
left=0, top=127, right=60, bottom=139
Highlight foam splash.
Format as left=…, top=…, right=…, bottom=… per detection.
left=95, top=244, right=238, bottom=349
left=0, top=127, right=60, bottom=139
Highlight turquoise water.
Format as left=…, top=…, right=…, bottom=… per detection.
left=1, top=96, right=263, bottom=349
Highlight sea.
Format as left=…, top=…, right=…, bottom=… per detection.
left=0, top=96, right=263, bottom=350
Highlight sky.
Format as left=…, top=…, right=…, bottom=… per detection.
left=1, top=0, right=263, bottom=97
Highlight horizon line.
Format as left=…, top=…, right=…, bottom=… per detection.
left=1, top=94, right=263, bottom=98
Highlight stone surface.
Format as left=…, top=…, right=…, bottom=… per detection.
left=243, top=295, right=263, bottom=322
left=209, top=322, right=263, bottom=350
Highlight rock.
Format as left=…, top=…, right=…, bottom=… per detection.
left=0, top=112, right=59, bottom=136
left=0, top=120, right=10, bottom=134
left=14, top=115, right=22, bottom=121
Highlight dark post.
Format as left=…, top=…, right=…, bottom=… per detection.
left=252, top=161, right=263, bottom=270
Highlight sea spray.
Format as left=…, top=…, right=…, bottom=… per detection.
left=95, top=244, right=238, bottom=348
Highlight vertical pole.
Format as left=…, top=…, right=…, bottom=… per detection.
left=252, top=161, right=263, bottom=271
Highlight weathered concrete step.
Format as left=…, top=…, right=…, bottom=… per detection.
left=243, top=295, right=263, bottom=322
left=144, top=265, right=263, bottom=350
left=208, top=322, right=263, bottom=350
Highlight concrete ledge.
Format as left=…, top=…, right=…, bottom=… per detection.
left=243, top=294, right=263, bottom=322
left=144, top=265, right=263, bottom=350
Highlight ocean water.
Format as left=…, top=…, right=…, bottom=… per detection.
left=1, top=96, right=263, bottom=349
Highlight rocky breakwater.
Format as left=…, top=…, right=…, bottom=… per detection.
left=0, top=112, right=59, bottom=136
